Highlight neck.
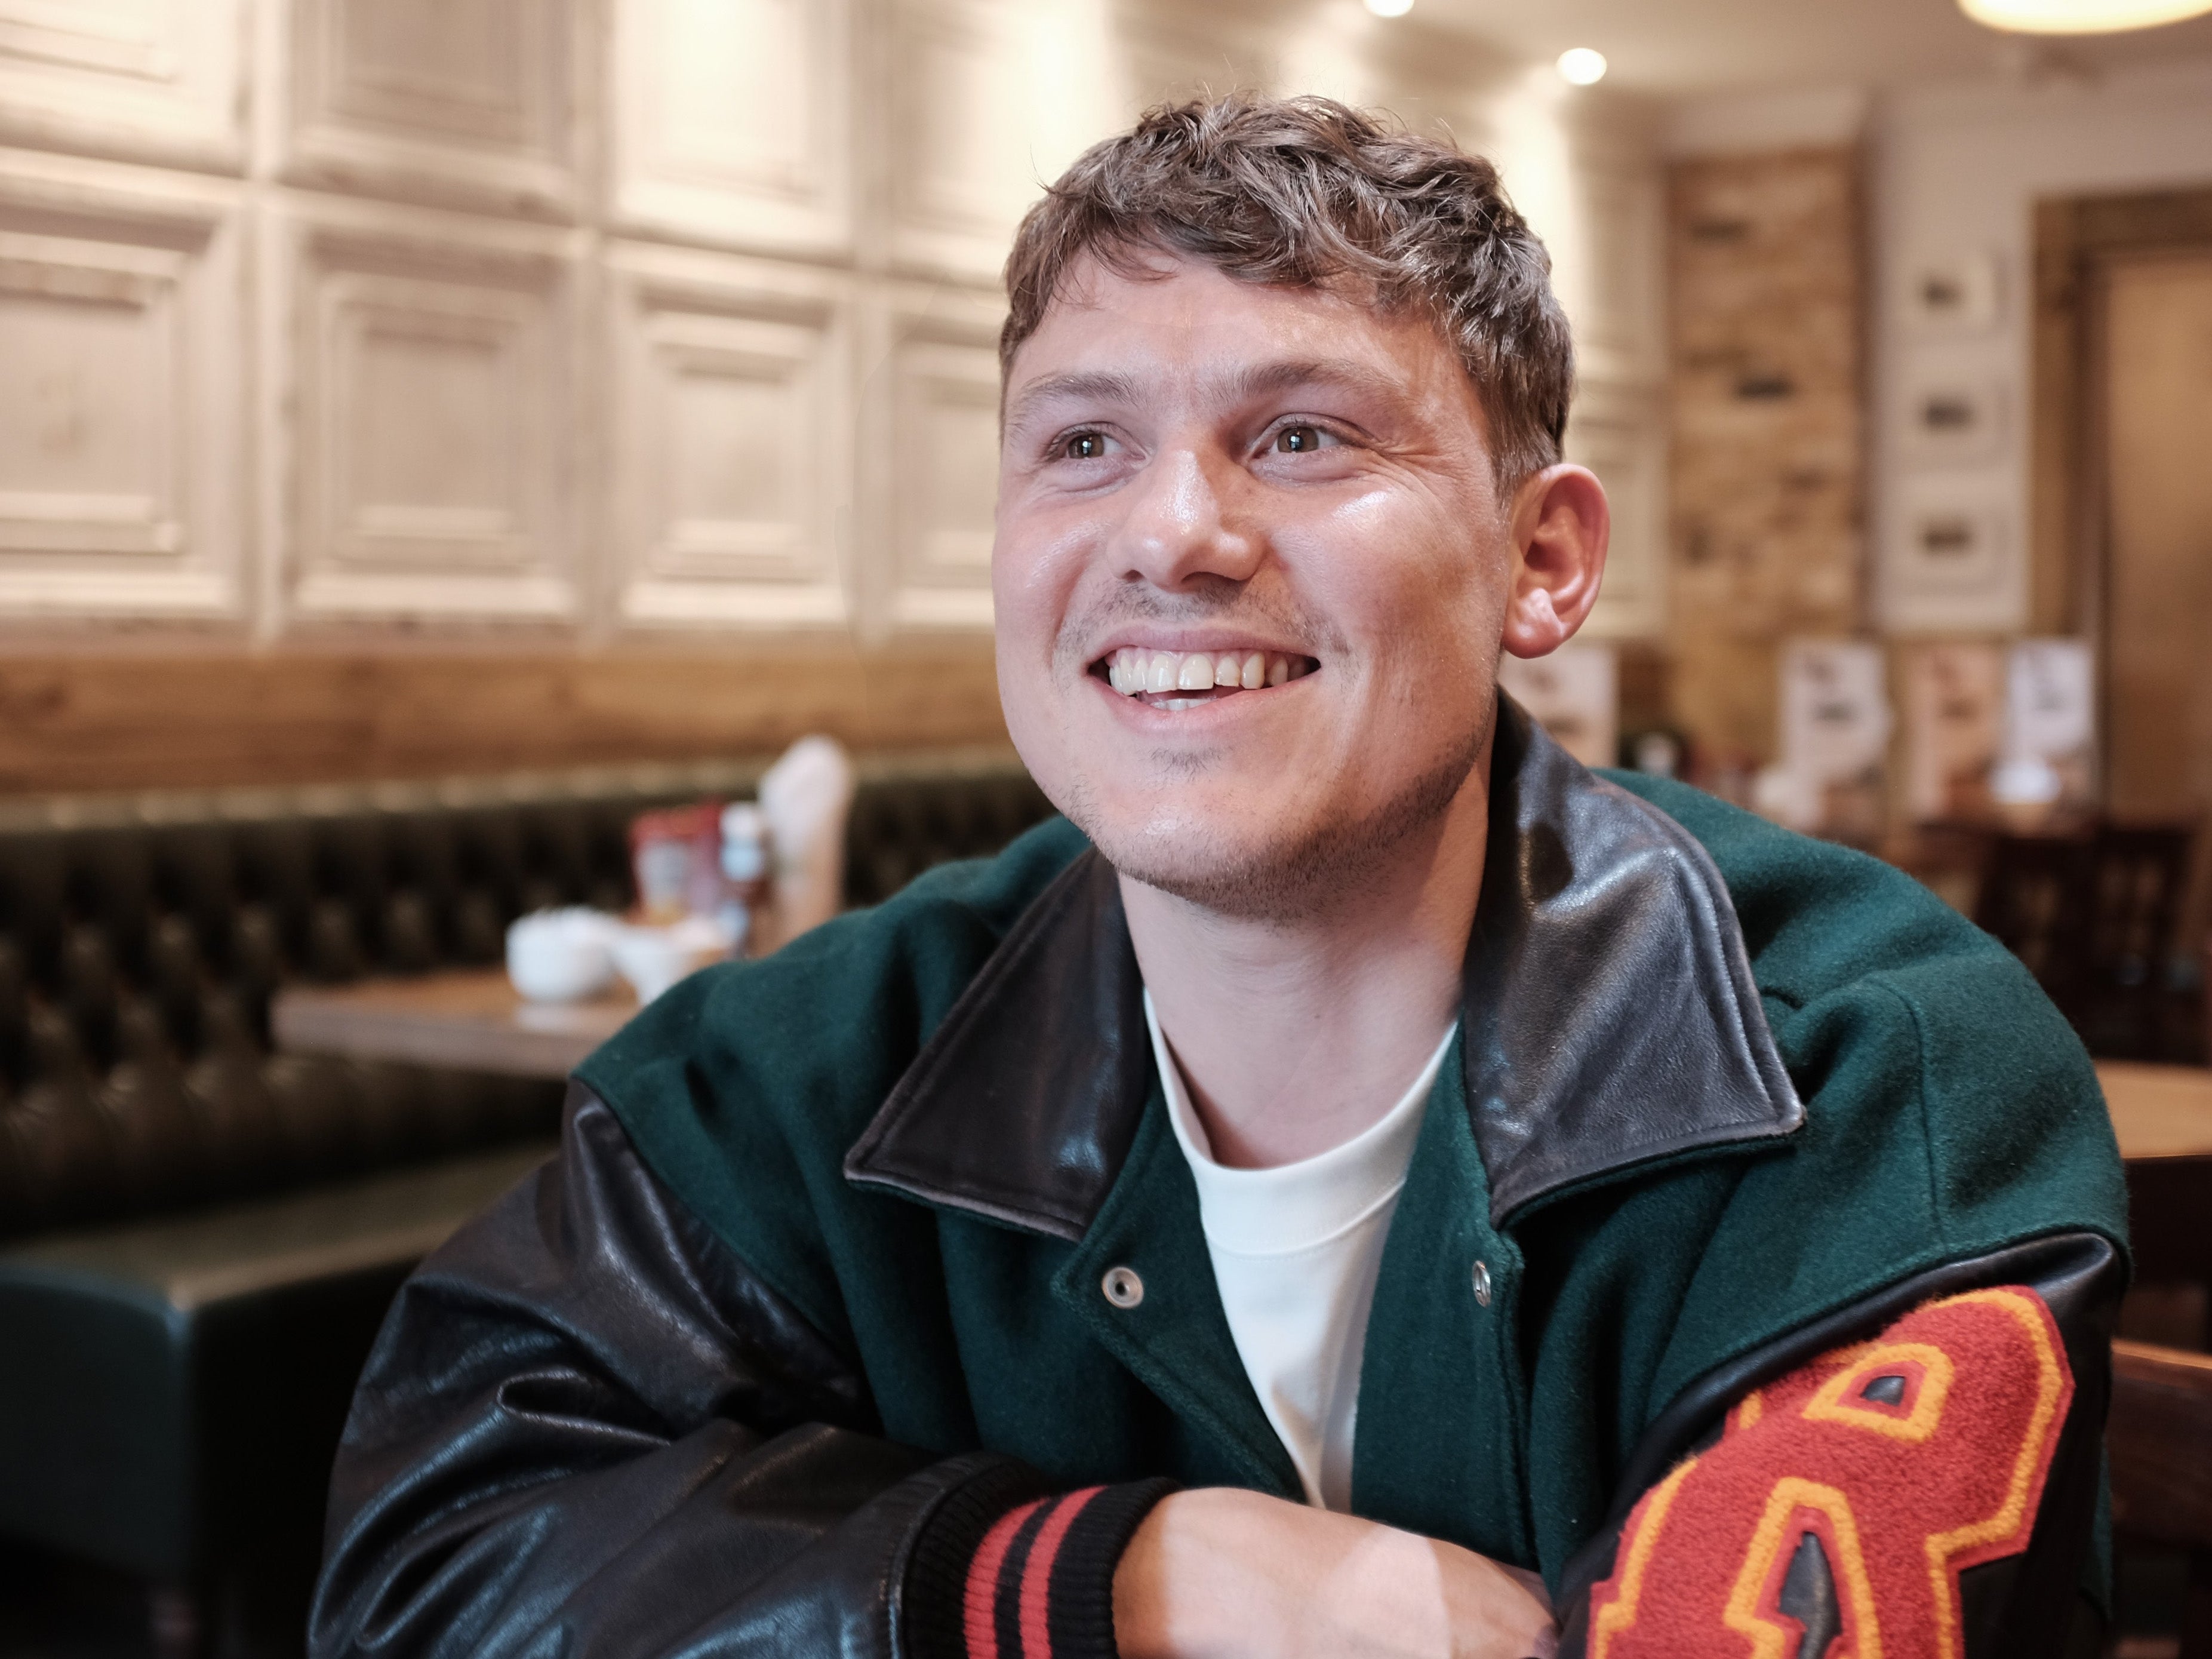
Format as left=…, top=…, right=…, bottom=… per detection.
left=1120, top=733, right=1493, bottom=1170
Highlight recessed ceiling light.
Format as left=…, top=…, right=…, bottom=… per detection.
left=1556, top=47, right=1609, bottom=84
left=1364, top=0, right=1415, bottom=15
left=1961, top=0, right=2212, bottom=27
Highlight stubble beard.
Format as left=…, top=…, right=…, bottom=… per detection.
left=1056, top=699, right=1495, bottom=927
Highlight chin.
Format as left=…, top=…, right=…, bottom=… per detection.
left=1014, top=679, right=1495, bottom=923
left=1066, top=758, right=1473, bottom=925
left=1093, top=825, right=1336, bottom=924
left=1096, top=809, right=1310, bottom=909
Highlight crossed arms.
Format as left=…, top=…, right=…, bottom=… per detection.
left=309, top=1093, right=2118, bottom=1659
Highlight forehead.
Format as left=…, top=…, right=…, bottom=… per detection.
left=1003, top=250, right=1479, bottom=423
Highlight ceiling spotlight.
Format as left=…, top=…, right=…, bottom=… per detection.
left=1364, top=0, right=1415, bottom=15
left=1556, top=46, right=1609, bottom=84
left=1961, top=0, right=2211, bottom=27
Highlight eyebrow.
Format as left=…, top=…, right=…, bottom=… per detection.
left=1003, top=357, right=1404, bottom=434
left=1225, top=357, right=1404, bottom=405
left=1002, top=370, right=1145, bottom=435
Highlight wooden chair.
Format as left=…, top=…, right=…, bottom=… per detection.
left=2079, top=826, right=2196, bottom=1059
left=2201, top=930, right=2211, bottom=1068
left=1974, top=822, right=2196, bottom=1059
left=2109, top=1339, right=2212, bottom=1655
left=1973, top=830, right=2094, bottom=1017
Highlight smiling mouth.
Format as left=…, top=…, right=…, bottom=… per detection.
left=1092, top=647, right=1318, bottom=711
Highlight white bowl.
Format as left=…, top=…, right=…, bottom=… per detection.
left=506, top=908, right=619, bottom=1003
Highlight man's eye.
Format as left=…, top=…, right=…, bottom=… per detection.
left=1273, top=425, right=1333, bottom=454
left=1062, top=432, right=1107, bottom=460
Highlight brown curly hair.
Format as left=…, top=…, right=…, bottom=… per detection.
left=1000, top=92, right=1574, bottom=487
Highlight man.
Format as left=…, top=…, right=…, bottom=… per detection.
left=312, top=96, right=2125, bottom=1659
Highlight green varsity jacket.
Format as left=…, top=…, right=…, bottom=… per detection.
left=313, top=703, right=2130, bottom=1659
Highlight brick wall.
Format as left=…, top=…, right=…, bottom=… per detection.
left=1666, top=148, right=1865, bottom=779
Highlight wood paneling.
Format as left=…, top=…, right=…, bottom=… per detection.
left=278, top=0, right=581, bottom=218
left=610, top=0, right=851, bottom=256
left=0, top=650, right=1008, bottom=794
left=605, top=242, right=852, bottom=631
left=1565, top=379, right=1667, bottom=641
left=878, top=284, right=1003, bottom=634
left=0, top=159, right=242, bottom=619
left=0, top=0, right=247, bottom=173
left=279, top=209, right=580, bottom=625
left=0, top=0, right=1670, bottom=797
left=885, top=0, right=1036, bottom=281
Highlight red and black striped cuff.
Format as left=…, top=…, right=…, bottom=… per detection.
left=906, top=1468, right=1175, bottom=1659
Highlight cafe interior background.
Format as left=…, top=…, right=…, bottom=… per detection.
left=0, top=0, right=2208, bottom=1654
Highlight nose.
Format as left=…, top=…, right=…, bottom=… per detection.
left=1111, top=445, right=1263, bottom=591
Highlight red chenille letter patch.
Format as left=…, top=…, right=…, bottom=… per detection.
left=1586, top=1287, right=2074, bottom=1659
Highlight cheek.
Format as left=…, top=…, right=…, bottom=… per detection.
left=1278, top=490, right=1499, bottom=675
left=991, top=508, right=1105, bottom=781
left=992, top=496, right=1103, bottom=655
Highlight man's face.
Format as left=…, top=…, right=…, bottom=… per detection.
left=992, top=251, right=1513, bottom=916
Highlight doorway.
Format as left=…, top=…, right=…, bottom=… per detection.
left=2100, top=250, right=2212, bottom=830
left=2035, top=187, right=2212, bottom=1024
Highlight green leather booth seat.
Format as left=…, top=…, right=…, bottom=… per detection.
left=0, top=1141, right=553, bottom=1588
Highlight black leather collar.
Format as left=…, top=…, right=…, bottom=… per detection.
left=843, top=698, right=1803, bottom=1240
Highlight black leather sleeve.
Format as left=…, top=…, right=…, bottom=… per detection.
left=1553, top=1231, right=2124, bottom=1659
left=309, top=1085, right=1153, bottom=1659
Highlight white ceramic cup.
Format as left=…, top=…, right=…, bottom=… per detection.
left=609, top=915, right=731, bottom=1004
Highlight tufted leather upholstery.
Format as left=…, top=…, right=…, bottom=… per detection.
left=0, top=755, right=1051, bottom=1613
left=0, top=757, right=1052, bottom=1242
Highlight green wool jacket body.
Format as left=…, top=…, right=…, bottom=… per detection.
left=312, top=708, right=2129, bottom=1659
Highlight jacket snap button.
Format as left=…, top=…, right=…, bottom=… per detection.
left=1102, top=1265, right=1145, bottom=1309
left=1471, top=1259, right=1493, bottom=1307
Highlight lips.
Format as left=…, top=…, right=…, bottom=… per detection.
left=1094, top=646, right=1316, bottom=706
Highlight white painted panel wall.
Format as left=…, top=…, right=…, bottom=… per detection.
left=276, top=0, right=582, bottom=217
left=0, top=153, right=242, bottom=618
left=605, top=241, right=851, bottom=629
left=1568, top=380, right=1668, bottom=641
left=1870, top=59, right=2212, bottom=632
left=0, top=0, right=1670, bottom=646
left=0, top=0, right=247, bottom=172
left=273, top=203, right=580, bottom=625
left=611, top=0, right=851, bottom=255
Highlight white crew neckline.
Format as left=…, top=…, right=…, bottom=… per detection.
left=1145, top=990, right=1456, bottom=1257
left=1144, top=990, right=1458, bottom=1509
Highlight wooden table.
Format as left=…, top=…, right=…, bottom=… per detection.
left=2100, top=1063, right=2212, bottom=1342
left=272, top=968, right=637, bottom=1080
left=277, top=975, right=2212, bottom=1153
left=2099, top=1062, right=2212, bottom=1163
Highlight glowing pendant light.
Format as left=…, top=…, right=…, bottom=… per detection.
left=1959, top=0, right=2212, bottom=32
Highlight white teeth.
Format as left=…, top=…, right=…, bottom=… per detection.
left=1102, top=647, right=1311, bottom=701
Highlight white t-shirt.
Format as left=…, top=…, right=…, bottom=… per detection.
left=1143, top=989, right=1456, bottom=1510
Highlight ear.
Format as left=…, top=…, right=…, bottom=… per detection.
left=1499, top=463, right=1610, bottom=660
